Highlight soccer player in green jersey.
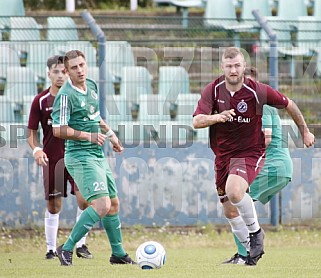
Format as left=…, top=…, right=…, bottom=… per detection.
left=223, top=66, right=294, bottom=264
left=51, top=50, right=135, bottom=266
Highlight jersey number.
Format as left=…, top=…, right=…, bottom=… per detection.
left=93, top=182, right=106, bottom=192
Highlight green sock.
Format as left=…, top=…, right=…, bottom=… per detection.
left=63, top=206, right=100, bottom=252
left=233, top=233, right=248, bottom=257
left=101, top=214, right=126, bottom=257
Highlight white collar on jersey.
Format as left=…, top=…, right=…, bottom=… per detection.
left=68, top=78, right=87, bottom=95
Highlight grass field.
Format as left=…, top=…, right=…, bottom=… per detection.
left=1, top=225, right=321, bottom=278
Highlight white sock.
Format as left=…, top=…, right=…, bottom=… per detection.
left=44, top=209, right=59, bottom=252
left=231, top=193, right=260, bottom=233
left=227, top=216, right=250, bottom=251
left=76, top=207, right=88, bottom=248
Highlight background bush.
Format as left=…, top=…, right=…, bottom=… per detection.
left=24, top=0, right=153, bottom=10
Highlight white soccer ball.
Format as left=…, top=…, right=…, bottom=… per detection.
left=135, top=241, right=166, bottom=269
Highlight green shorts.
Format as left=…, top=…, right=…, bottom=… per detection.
left=65, top=157, right=117, bottom=202
left=249, top=174, right=291, bottom=205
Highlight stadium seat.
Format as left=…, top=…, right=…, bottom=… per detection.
left=120, top=66, right=153, bottom=101
left=259, top=17, right=294, bottom=51
left=139, top=94, right=169, bottom=122
left=0, top=97, right=15, bottom=122
left=26, top=42, right=57, bottom=82
left=203, top=0, right=253, bottom=46
left=175, top=93, right=200, bottom=121
left=105, top=41, right=135, bottom=83
left=154, top=0, right=205, bottom=28
left=106, top=94, right=132, bottom=125
left=4, top=67, right=37, bottom=104
left=295, top=17, right=321, bottom=53
left=277, top=0, right=307, bottom=21
left=87, top=66, right=115, bottom=95
left=0, top=0, right=25, bottom=16
left=241, top=0, right=272, bottom=26
left=0, top=45, right=21, bottom=79
left=204, top=0, right=238, bottom=28
left=10, top=17, right=41, bottom=41
left=158, top=66, right=190, bottom=102
left=0, top=18, right=10, bottom=40
left=313, top=0, right=321, bottom=18
left=47, top=17, right=79, bottom=41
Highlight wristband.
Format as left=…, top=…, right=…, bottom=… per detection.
left=33, top=147, right=42, bottom=156
left=106, top=129, right=115, bottom=138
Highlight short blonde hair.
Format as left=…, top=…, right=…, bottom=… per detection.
left=222, top=47, right=244, bottom=61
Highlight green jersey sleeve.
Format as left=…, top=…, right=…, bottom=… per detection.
left=52, top=93, right=70, bottom=127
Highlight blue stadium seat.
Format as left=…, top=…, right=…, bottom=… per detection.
left=120, top=66, right=153, bottom=100
left=241, top=0, right=272, bottom=26
left=203, top=0, right=253, bottom=46
left=105, top=41, right=135, bottom=83
left=0, top=0, right=25, bottom=16
left=4, top=67, right=37, bottom=104
left=0, top=97, right=15, bottom=122
left=0, top=44, right=21, bottom=79
left=158, top=66, right=190, bottom=102
left=313, top=0, right=321, bottom=18
left=277, top=0, right=307, bottom=21
left=10, top=17, right=40, bottom=41
left=47, top=17, right=79, bottom=41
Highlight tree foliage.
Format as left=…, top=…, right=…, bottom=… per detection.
left=24, top=0, right=153, bottom=10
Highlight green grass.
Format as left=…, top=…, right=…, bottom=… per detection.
left=0, top=226, right=321, bottom=277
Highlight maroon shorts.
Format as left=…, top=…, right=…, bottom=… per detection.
left=215, top=153, right=265, bottom=203
left=42, top=158, right=79, bottom=200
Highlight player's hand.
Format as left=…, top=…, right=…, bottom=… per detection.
left=303, top=131, right=315, bottom=148
left=109, top=133, right=124, bottom=154
left=90, top=132, right=107, bottom=146
left=216, top=109, right=235, bottom=123
left=34, top=149, right=48, bottom=166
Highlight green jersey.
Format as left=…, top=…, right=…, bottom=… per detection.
left=51, top=78, right=104, bottom=160
left=261, top=105, right=293, bottom=178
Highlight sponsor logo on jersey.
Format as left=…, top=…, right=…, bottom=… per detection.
left=237, top=100, right=247, bottom=113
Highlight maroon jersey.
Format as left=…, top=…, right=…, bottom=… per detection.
left=28, top=88, right=65, bottom=161
left=193, top=76, right=289, bottom=161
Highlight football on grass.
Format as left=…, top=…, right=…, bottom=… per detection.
left=136, top=241, right=166, bottom=269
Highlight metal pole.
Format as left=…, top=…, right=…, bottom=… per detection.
left=81, top=10, right=110, bottom=158
left=252, top=9, right=279, bottom=226
left=81, top=10, right=106, bottom=121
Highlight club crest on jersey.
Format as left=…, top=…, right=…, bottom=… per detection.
left=91, top=90, right=98, bottom=100
left=237, top=100, right=247, bottom=113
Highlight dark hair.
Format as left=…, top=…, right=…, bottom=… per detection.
left=47, top=55, right=64, bottom=70
left=244, top=66, right=257, bottom=79
left=63, top=50, right=86, bottom=69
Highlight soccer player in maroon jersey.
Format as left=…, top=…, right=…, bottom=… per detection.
left=193, top=47, right=315, bottom=265
left=27, top=55, right=93, bottom=260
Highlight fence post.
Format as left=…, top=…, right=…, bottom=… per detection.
left=252, top=9, right=280, bottom=227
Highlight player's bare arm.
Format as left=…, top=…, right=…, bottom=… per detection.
left=193, top=109, right=235, bottom=128
left=285, top=98, right=315, bottom=147
left=27, top=128, right=48, bottom=166
left=99, top=119, right=124, bottom=153
left=53, top=125, right=107, bottom=147
left=264, top=128, right=272, bottom=147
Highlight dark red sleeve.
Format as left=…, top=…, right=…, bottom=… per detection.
left=27, top=96, right=41, bottom=130
left=193, top=82, right=214, bottom=116
left=258, top=83, right=289, bottom=109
